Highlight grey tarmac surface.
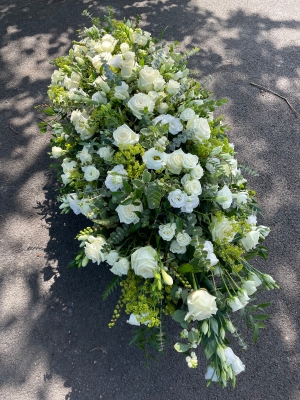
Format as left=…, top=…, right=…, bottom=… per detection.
left=0, top=0, right=300, bottom=399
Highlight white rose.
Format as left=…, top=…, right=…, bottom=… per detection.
left=240, top=229, right=260, bottom=251
left=105, top=250, right=119, bottom=266
left=232, top=191, right=248, bottom=205
left=190, top=164, right=204, bottom=180
left=181, top=194, right=199, bottom=213
left=184, top=179, right=202, bottom=196
left=77, top=146, right=92, bottom=164
left=82, top=165, right=100, bottom=182
left=156, top=102, right=169, bottom=114
left=170, top=240, right=186, bottom=254
left=187, top=116, right=211, bottom=142
left=138, top=66, right=161, bottom=92
left=121, top=51, right=136, bottom=78
left=158, top=223, right=176, bottom=241
left=182, top=153, right=199, bottom=170
left=168, top=189, right=188, bottom=208
left=215, top=185, right=232, bottom=209
left=224, top=347, right=245, bottom=376
left=131, top=246, right=158, bottom=278
left=113, top=124, right=139, bottom=147
left=114, top=81, right=129, bottom=100
left=242, top=280, right=257, bottom=295
left=116, top=201, right=143, bottom=225
left=110, top=257, right=130, bottom=276
left=184, top=290, right=218, bottom=321
left=180, top=108, right=195, bottom=121
left=153, top=76, right=166, bottom=91
left=127, top=93, right=155, bottom=119
left=167, top=79, right=180, bottom=95
left=176, top=232, right=191, bottom=246
left=85, top=236, right=106, bottom=265
left=105, top=164, right=128, bottom=191
left=142, top=148, right=167, bottom=170
left=166, top=149, right=185, bottom=174
left=210, top=215, right=235, bottom=242
left=52, top=146, right=64, bottom=158
left=97, top=146, right=114, bottom=161
left=227, top=296, right=245, bottom=312
left=110, top=54, right=123, bottom=69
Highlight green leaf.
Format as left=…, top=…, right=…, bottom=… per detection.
left=203, top=338, right=216, bottom=359
left=253, top=314, right=270, bottom=321
left=102, top=276, right=121, bottom=300
left=172, top=309, right=187, bottom=323
left=176, top=218, right=183, bottom=233
left=126, top=222, right=141, bottom=233
left=121, top=198, right=133, bottom=206
left=142, top=170, right=151, bottom=183
left=174, top=342, right=190, bottom=353
left=188, top=331, right=198, bottom=343
left=177, top=263, right=193, bottom=273
left=122, top=179, right=132, bottom=194
left=253, top=323, right=259, bottom=343
left=257, top=302, right=272, bottom=309
left=145, top=182, right=162, bottom=209
left=210, top=317, right=219, bottom=335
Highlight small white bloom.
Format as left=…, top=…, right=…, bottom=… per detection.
left=215, top=185, right=232, bottom=209
left=77, top=146, right=92, bottom=164
left=153, top=114, right=183, bottom=135
left=105, top=250, right=119, bottom=266
left=120, top=42, right=130, bottom=53
left=170, top=240, right=186, bottom=254
left=238, top=289, right=250, bottom=306
left=167, top=79, right=180, bottom=95
left=247, top=215, right=257, bottom=225
left=242, top=280, right=257, bottom=296
left=116, top=200, right=143, bottom=225
left=156, top=102, right=169, bottom=114
left=181, top=194, right=199, bottom=213
left=176, top=232, right=191, bottom=246
left=91, top=91, right=107, bottom=105
left=110, top=257, right=130, bottom=276
left=84, top=236, right=106, bottom=265
left=142, top=148, right=167, bottom=170
left=113, top=124, right=139, bottom=147
left=180, top=108, right=195, bottom=121
left=184, top=179, right=202, bottom=196
left=127, top=313, right=140, bottom=326
left=105, top=164, right=128, bottom=191
left=205, top=366, right=219, bottom=382
left=67, top=193, right=81, bottom=215
left=249, top=273, right=262, bottom=287
left=240, top=229, right=260, bottom=251
left=210, top=215, right=235, bottom=242
left=114, top=81, right=129, bottom=100
left=127, top=93, right=155, bottom=119
left=158, top=223, right=176, bottom=241
left=97, top=146, right=114, bottom=161
left=82, top=165, right=100, bottom=182
left=232, top=191, right=248, bottom=205
left=168, top=189, right=188, bottom=208
left=52, top=146, right=64, bottom=158
left=203, top=240, right=219, bottom=266
left=227, top=296, right=245, bottom=312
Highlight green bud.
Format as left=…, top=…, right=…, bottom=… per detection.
left=220, top=327, right=225, bottom=340
left=216, top=345, right=226, bottom=363
left=201, top=321, right=209, bottom=335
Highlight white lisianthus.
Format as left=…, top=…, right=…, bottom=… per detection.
left=227, top=296, right=245, bottom=312
left=153, top=114, right=183, bottom=135
left=153, top=76, right=166, bottom=91
left=180, top=107, right=195, bottom=121
left=132, top=31, right=149, bottom=46
left=77, top=146, right=92, bottom=164
left=203, top=241, right=219, bottom=266
left=249, top=273, right=262, bottom=287
left=63, top=71, right=81, bottom=90
left=82, top=165, right=100, bottom=182
left=206, top=157, right=221, bottom=173
left=79, top=200, right=96, bottom=219
left=116, top=200, right=143, bottom=225
left=242, top=280, right=257, bottom=296
left=184, top=179, right=202, bottom=196
left=168, top=189, right=188, bottom=208
left=110, top=54, right=123, bottom=69
left=176, top=232, right=191, bottom=246
left=166, top=149, right=185, bottom=174
left=110, top=257, right=130, bottom=276
left=121, top=51, right=136, bottom=78
left=114, top=81, right=129, bottom=100
left=210, top=215, right=235, bottom=242
left=238, top=289, right=250, bottom=306
left=170, top=240, right=186, bottom=254
left=224, top=347, right=245, bottom=376
left=127, top=93, right=155, bottom=119
left=94, top=34, right=117, bottom=53
left=205, top=366, right=219, bottom=382
left=127, top=313, right=141, bottom=326
left=247, top=215, right=257, bottom=225
left=138, top=66, right=162, bottom=92
left=181, top=194, right=199, bottom=213
left=131, top=246, right=157, bottom=278
left=232, top=191, right=248, bottom=205
left=158, top=223, right=176, bottom=241
left=187, top=116, right=211, bottom=142
left=84, top=236, right=106, bottom=265
left=66, top=193, right=81, bottom=215
left=258, top=225, right=270, bottom=238
left=62, top=159, right=77, bottom=174
left=167, top=79, right=180, bottom=95
left=91, top=91, right=107, bottom=105
left=142, top=148, right=167, bottom=170
left=105, top=250, right=119, bottom=266
left=97, top=146, right=114, bottom=161
left=182, top=153, right=199, bottom=170
left=185, top=290, right=218, bottom=321
left=105, top=164, right=128, bottom=191
left=113, top=124, right=139, bottom=147
left=52, top=146, right=64, bottom=158
left=120, top=42, right=130, bottom=53
left=190, top=164, right=204, bottom=180
left=215, top=185, right=232, bottom=209
left=240, top=229, right=260, bottom=251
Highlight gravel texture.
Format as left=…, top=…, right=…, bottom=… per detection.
left=1, top=0, right=300, bottom=399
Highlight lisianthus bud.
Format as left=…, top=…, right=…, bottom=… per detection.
left=161, top=269, right=173, bottom=285
left=201, top=321, right=208, bottom=335
left=217, top=345, right=226, bottom=363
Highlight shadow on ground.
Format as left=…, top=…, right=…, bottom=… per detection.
left=1, top=0, right=299, bottom=399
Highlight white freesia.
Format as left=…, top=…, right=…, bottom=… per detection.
left=82, top=165, right=100, bottom=182
left=110, top=257, right=130, bottom=276
left=170, top=240, right=186, bottom=254
left=185, top=290, right=218, bottom=321
left=116, top=200, right=143, bottom=225
left=176, top=232, right=191, bottom=246
left=161, top=269, right=173, bottom=285
left=127, top=93, right=155, bottom=119
left=142, top=148, right=167, bottom=170
left=84, top=236, right=106, bottom=265
left=113, top=124, right=139, bottom=146
left=215, top=185, right=232, bottom=209
left=131, top=246, right=157, bottom=278
left=158, top=223, right=176, bottom=241
left=105, top=164, right=128, bottom=191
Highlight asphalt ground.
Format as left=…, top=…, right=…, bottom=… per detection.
left=0, top=0, right=300, bottom=399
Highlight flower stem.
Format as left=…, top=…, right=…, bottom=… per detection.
left=191, top=273, right=198, bottom=291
